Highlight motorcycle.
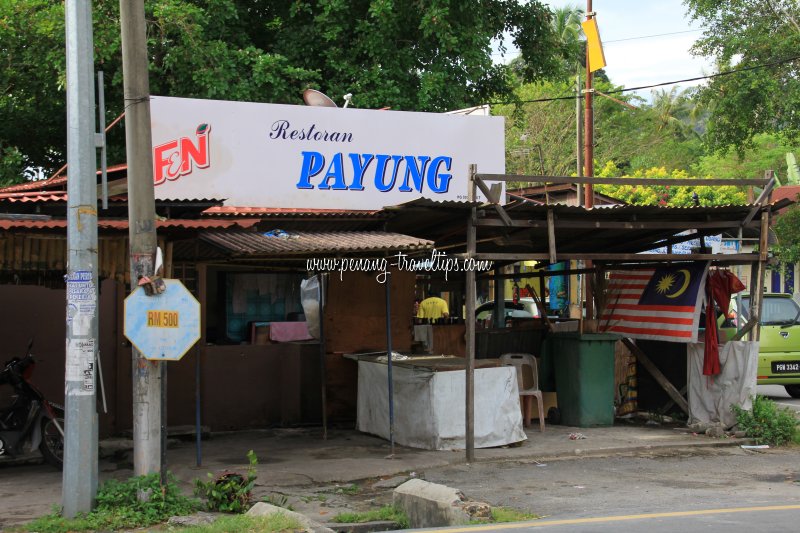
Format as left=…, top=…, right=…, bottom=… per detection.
left=0, top=341, right=65, bottom=468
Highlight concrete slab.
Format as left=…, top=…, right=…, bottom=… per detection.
left=393, top=479, right=472, bottom=528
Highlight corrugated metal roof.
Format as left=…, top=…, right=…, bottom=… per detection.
left=384, top=197, right=788, bottom=259
left=200, top=229, right=433, bottom=256
left=0, top=193, right=68, bottom=202
left=201, top=206, right=383, bottom=217
left=0, top=218, right=260, bottom=230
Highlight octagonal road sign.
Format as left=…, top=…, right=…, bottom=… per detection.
left=124, top=279, right=200, bottom=361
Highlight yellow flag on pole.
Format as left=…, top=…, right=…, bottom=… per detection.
left=582, top=17, right=607, bottom=72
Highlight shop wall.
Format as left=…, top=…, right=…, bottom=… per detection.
left=114, top=343, right=322, bottom=433
left=323, top=269, right=415, bottom=421
left=0, top=279, right=119, bottom=436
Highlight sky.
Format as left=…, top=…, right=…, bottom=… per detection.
left=494, top=0, right=715, bottom=101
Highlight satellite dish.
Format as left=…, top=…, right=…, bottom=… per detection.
left=303, top=89, right=338, bottom=107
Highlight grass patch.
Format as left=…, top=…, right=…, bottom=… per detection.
left=490, top=507, right=540, bottom=523
left=175, top=513, right=303, bottom=532
left=333, top=483, right=360, bottom=495
left=331, top=505, right=409, bottom=528
left=16, top=473, right=197, bottom=532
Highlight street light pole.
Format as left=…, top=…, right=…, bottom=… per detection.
left=63, top=0, right=99, bottom=517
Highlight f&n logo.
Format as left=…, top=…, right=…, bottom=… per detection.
left=153, top=124, right=211, bottom=185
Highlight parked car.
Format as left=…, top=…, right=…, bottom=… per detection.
left=720, top=293, right=800, bottom=398
left=475, top=298, right=541, bottom=322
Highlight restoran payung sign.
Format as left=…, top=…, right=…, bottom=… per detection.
left=150, top=96, right=505, bottom=209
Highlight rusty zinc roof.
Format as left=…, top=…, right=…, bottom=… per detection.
left=0, top=218, right=260, bottom=231
left=200, top=229, right=433, bottom=256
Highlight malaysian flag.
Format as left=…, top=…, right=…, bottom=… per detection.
left=600, top=263, right=709, bottom=342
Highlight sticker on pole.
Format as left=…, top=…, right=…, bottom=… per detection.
left=124, top=279, right=200, bottom=361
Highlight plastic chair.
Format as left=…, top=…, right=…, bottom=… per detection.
left=500, top=353, right=545, bottom=432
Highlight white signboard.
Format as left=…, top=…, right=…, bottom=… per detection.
left=150, top=96, right=505, bottom=209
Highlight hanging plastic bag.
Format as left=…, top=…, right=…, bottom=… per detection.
left=300, top=275, right=322, bottom=339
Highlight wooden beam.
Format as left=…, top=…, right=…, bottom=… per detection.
left=0, top=213, right=53, bottom=221
left=475, top=218, right=758, bottom=230
left=546, top=208, right=557, bottom=264
left=478, top=267, right=597, bottom=279
left=473, top=252, right=759, bottom=262
left=476, top=174, right=769, bottom=187
left=742, top=172, right=776, bottom=226
left=622, top=338, right=689, bottom=415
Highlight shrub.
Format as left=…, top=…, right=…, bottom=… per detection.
left=732, top=395, right=799, bottom=446
left=194, top=449, right=258, bottom=513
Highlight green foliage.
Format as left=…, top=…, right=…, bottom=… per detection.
left=773, top=204, right=800, bottom=264
left=787, top=153, right=800, bottom=185
left=685, top=0, right=800, bottom=153
left=174, top=513, right=303, bottom=533
left=594, top=163, right=747, bottom=206
left=693, top=133, right=800, bottom=181
left=732, top=395, right=799, bottom=446
left=194, top=449, right=258, bottom=513
left=20, top=473, right=197, bottom=532
left=332, top=505, right=409, bottom=528
left=0, top=0, right=568, bottom=185
left=262, top=493, right=294, bottom=511
left=495, top=81, right=710, bottom=180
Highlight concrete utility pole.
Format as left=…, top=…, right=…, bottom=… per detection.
left=119, top=0, right=162, bottom=476
left=63, top=0, right=99, bottom=517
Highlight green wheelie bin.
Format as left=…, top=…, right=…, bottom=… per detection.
left=550, top=332, right=619, bottom=427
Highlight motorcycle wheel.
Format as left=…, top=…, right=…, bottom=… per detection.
left=39, top=409, right=64, bottom=468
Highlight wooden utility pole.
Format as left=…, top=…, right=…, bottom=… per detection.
left=583, top=0, right=594, bottom=209
left=119, top=0, right=162, bottom=476
left=583, top=0, right=595, bottom=322
left=465, top=164, right=478, bottom=463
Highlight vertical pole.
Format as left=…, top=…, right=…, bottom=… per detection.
left=318, top=273, right=328, bottom=440
left=195, top=263, right=207, bottom=467
left=385, top=271, right=395, bottom=457
left=120, top=0, right=161, bottom=477
left=195, top=346, right=202, bottom=466
left=465, top=165, right=478, bottom=463
left=583, top=0, right=595, bottom=323
left=583, top=0, right=594, bottom=209
left=575, top=70, right=583, bottom=207
left=754, top=210, right=771, bottom=342
left=493, top=266, right=505, bottom=329
left=63, top=0, right=99, bottom=517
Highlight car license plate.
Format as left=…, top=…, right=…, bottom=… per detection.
left=772, top=361, right=800, bottom=374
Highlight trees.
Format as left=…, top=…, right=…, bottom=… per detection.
left=685, top=0, right=800, bottom=153
left=594, top=163, right=747, bottom=207
left=0, top=0, right=568, bottom=184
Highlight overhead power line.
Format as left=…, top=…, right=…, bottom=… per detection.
left=604, top=28, right=702, bottom=44
left=490, top=54, right=800, bottom=105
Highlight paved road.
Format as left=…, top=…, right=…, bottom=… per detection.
left=420, top=446, right=800, bottom=532
left=758, top=384, right=800, bottom=413
left=420, top=505, right=800, bottom=532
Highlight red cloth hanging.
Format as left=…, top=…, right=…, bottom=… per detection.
left=703, top=270, right=746, bottom=376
